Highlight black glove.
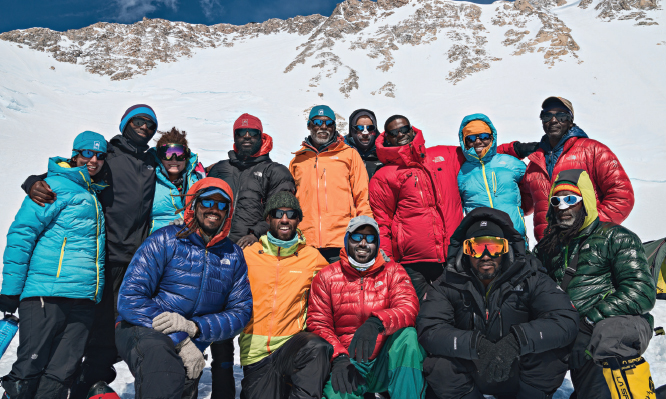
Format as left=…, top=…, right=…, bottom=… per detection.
left=569, top=320, right=594, bottom=370
left=0, top=295, right=20, bottom=314
left=348, top=316, right=384, bottom=363
left=330, top=354, right=366, bottom=394
left=512, top=141, right=540, bottom=159
left=476, top=335, right=520, bottom=383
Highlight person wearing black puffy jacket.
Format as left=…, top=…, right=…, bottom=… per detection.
left=344, top=109, right=383, bottom=180
left=115, top=177, right=252, bottom=399
left=417, top=208, right=578, bottom=399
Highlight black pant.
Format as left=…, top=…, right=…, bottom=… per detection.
left=424, top=348, right=568, bottom=399
left=3, top=297, right=94, bottom=399
left=403, top=262, right=444, bottom=301
left=210, top=338, right=236, bottom=399
left=569, top=358, right=610, bottom=399
left=317, top=248, right=341, bottom=264
left=240, top=332, right=333, bottom=399
left=115, top=321, right=200, bottom=399
left=70, top=262, right=128, bottom=399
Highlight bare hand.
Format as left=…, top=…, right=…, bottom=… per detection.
left=237, top=234, right=259, bottom=249
left=29, top=181, right=56, bottom=207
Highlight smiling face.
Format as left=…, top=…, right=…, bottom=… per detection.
left=348, top=225, right=378, bottom=264
left=386, top=118, right=415, bottom=147
left=352, top=116, right=375, bottom=152
left=542, top=107, right=574, bottom=147
left=267, top=207, right=300, bottom=241
left=553, top=189, right=584, bottom=228
left=160, top=144, right=187, bottom=177
left=308, top=116, right=336, bottom=148
left=464, top=133, right=492, bottom=157
left=195, top=193, right=228, bottom=237
left=74, top=152, right=105, bottom=176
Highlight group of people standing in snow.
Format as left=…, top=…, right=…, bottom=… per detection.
left=0, top=97, right=658, bottom=399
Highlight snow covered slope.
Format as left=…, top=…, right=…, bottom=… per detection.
left=0, top=0, right=665, bottom=396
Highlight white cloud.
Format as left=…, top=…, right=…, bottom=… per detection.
left=113, top=0, right=179, bottom=23
left=199, top=0, right=224, bottom=20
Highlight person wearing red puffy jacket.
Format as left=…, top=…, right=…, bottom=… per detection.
left=500, top=96, right=635, bottom=241
left=308, top=216, right=425, bottom=399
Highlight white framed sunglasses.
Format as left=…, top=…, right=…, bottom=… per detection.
left=550, top=195, right=583, bottom=209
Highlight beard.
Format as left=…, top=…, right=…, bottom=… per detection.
left=539, top=206, right=587, bottom=256
left=237, top=139, right=262, bottom=160
left=311, top=130, right=334, bottom=147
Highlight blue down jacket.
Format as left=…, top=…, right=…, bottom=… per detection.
left=117, top=177, right=253, bottom=352
left=148, top=149, right=205, bottom=234
left=457, top=114, right=527, bottom=241
left=2, top=157, right=106, bottom=303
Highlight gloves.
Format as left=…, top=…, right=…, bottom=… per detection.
left=476, top=335, right=520, bottom=383
left=169, top=218, right=185, bottom=226
left=569, top=320, right=594, bottom=370
left=0, top=295, right=20, bottom=314
left=330, top=354, right=366, bottom=395
left=152, top=312, right=199, bottom=337
left=348, top=316, right=384, bottom=363
left=512, top=141, right=540, bottom=159
left=176, top=338, right=206, bottom=379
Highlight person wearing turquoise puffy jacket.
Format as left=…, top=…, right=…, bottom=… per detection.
left=457, top=114, right=528, bottom=245
left=0, top=131, right=108, bottom=399
left=148, top=127, right=205, bottom=234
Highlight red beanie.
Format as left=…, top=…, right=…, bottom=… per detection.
left=233, top=113, right=263, bottom=132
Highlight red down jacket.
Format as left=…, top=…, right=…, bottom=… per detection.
left=307, top=248, right=419, bottom=361
left=502, top=137, right=634, bottom=241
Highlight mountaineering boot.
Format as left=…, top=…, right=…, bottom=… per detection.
left=0, top=376, right=39, bottom=399
left=70, top=364, right=117, bottom=399
left=86, top=381, right=121, bottom=399
left=33, top=376, right=69, bottom=399
left=655, top=383, right=666, bottom=399
left=601, top=356, right=656, bottom=399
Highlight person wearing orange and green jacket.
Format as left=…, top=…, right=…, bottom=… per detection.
left=239, top=191, right=333, bottom=399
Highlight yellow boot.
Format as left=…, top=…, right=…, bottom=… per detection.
left=601, top=356, right=656, bottom=399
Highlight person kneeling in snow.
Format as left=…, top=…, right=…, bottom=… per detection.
left=418, top=208, right=579, bottom=399
left=308, top=216, right=425, bottom=399
left=115, top=178, right=252, bottom=399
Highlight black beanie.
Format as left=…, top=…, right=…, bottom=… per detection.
left=263, top=191, right=303, bottom=220
left=465, top=220, right=504, bottom=239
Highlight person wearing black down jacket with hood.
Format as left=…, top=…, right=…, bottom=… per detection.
left=417, top=207, right=578, bottom=399
left=344, top=109, right=384, bottom=179
left=115, top=177, right=252, bottom=399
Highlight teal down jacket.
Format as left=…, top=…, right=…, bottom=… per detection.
left=2, top=157, right=106, bottom=303
left=457, top=114, right=527, bottom=241
left=148, top=149, right=204, bottom=234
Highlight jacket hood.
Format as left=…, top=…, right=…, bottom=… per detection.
left=347, top=109, right=378, bottom=154
left=183, top=177, right=235, bottom=247
left=296, top=133, right=346, bottom=154
left=546, top=169, right=599, bottom=231
left=348, top=109, right=378, bottom=135
left=539, top=125, right=588, bottom=153
left=375, top=127, right=427, bottom=167
left=48, top=157, right=108, bottom=193
left=344, top=134, right=378, bottom=159
left=233, top=133, right=273, bottom=157
left=458, top=113, right=498, bottom=164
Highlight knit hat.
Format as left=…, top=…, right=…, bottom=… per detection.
left=119, top=104, right=158, bottom=133
left=309, top=105, right=336, bottom=121
left=263, top=191, right=302, bottom=220
left=542, top=96, right=574, bottom=117
left=233, top=113, right=263, bottom=132
left=552, top=180, right=582, bottom=196
left=465, top=220, right=504, bottom=239
left=72, top=131, right=107, bottom=158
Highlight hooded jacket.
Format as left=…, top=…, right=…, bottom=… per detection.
left=457, top=114, right=527, bottom=241
left=239, top=231, right=329, bottom=366
left=3, top=157, right=106, bottom=303
left=344, top=109, right=384, bottom=180
left=117, top=177, right=253, bottom=353
left=534, top=169, right=655, bottom=323
left=290, top=134, right=372, bottom=249
left=417, top=208, right=578, bottom=362
left=149, top=150, right=205, bottom=234
left=502, top=127, right=634, bottom=241
left=208, top=133, right=295, bottom=243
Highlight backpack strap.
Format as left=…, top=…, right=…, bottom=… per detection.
left=560, top=237, right=589, bottom=291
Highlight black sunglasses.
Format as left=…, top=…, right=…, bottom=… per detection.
left=269, top=209, right=299, bottom=220
left=74, top=149, right=107, bottom=160
left=131, top=116, right=156, bottom=130
left=387, top=125, right=412, bottom=137
left=235, top=128, right=262, bottom=138
left=465, top=133, right=492, bottom=143
left=539, top=112, right=572, bottom=123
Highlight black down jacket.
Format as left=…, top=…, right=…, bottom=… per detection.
left=207, top=135, right=295, bottom=243
left=417, top=208, right=579, bottom=360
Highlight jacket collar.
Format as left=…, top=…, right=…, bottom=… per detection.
left=110, top=134, right=149, bottom=155
left=48, top=157, right=109, bottom=193
left=338, top=247, right=389, bottom=277
left=228, top=149, right=271, bottom=170
left=344, top=134, right=379, bottom=160
left=538, top=125, right=588, bottom=154
left=259, top=230, right=306, bottom=257
left=295, top=134, right=346, bottom=155
left=375, top=127, right=428, bottom=167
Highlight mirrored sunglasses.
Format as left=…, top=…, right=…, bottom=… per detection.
left=309, top=119, right=335, bottom=128
left=74, top=149, right=107, bottom=160
left=465, top=133, right=492, bottom=143
left=349, top=233, right=377, bottom=243
left=157, top=144, right=188, bottom=161
left=200, top=199, right=228, bottom=211
left=353, top=125, right=376, bottom=133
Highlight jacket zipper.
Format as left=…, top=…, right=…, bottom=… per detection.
left=492, top=171, right=497, bottom=197
left=92, top=195, right=101, bottom=300
left=57, top=237, right=67, bottom=278
left=191, top=250, right=208, bottom=318
left=323, top=168, right=328, bottom=212
left=267, top=258, right=281, bottom=355
left=416, top=172, right=443, bottom=261
left=414, top=175, right=426, bottom=207
left=315, top=156, right=322, bottom=248
left=480, top=160, right=494, bottom=208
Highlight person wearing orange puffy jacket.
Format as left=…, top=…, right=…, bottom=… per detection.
left=290, top=105, right=372, bottom=263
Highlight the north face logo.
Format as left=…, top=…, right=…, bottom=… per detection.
left=242, top=119, right=248, bottom=126
left=93, top=141, right=101, bottom=150
left=432, top=156, right=445, bottom=163
left=319, top=109, right=324, bottom=115
left=375, top=281, right=383, bottom=288
left=480, top=221, right=487, bottom=227
left=221, top=259, right=231, bottom=265
left=254, top=171, right=262, bottom=178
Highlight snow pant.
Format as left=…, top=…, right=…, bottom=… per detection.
left=210, top=338, right=236, bottom=399
left=569, top=315, right=653, bottom=399
left=323, top=327, right=426, bottom=399
left=402, top=263, right=444, bottom=302
left=241, top=331, right=333, bottom=399
left=115, top=321, right=200, bottom=399
left=318, top=248, right=341, bottom=264
left=70, top=262, right=127, bottom=399
left=423, top=347, right=569, bottom=399
left=1, top=297, right=94, bottom=399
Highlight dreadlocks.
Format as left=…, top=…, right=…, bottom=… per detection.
left=175, top=190, right=203, bottom=239
left=538, top=206, right=587, bottom=257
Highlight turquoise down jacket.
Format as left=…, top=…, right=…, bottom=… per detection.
left=2, top=157, right=106, bottom=303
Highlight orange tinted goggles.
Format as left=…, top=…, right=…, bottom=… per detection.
left=462, top=236, right=509, bottom=258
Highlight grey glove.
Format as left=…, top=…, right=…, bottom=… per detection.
left=176, top=338, right=205, bottom=379
left=169, top=218, right=185, bottom=226
left=152, top=312, right=198, bottom=337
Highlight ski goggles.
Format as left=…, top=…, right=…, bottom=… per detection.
left=349, top=233, right=377, bottom=243
left=550, top=195, right=583, bottom=209
left=74, top=149, right=107, bottom=160
left=200, top=199, right=229, bottom=211
left=465, top=133, right=492, bottom=143
left=234, top=128, right=262, bottom=138
left=462, top=236, right=509, bottom=258
left=269, top=209, right=299, bottom=220
left=539, top=111, right=572, bottom=123
left=387, top=125, right=412, bottom=137
left=309, top=119, right=336, bottom=128
left=131, top=116, right=157, bottom=130
left=157, top=144, right=189, bottom=161
left=353, top=125, right=376, bottom=133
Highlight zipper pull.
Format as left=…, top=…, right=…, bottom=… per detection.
left=314, top=157, right=318, bottom=168
left=360, top=277, right=364, bottom=290
left=486, top=309, right=489, bottom=321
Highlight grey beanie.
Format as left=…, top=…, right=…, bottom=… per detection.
left=263, top=191, right=302, bottom=220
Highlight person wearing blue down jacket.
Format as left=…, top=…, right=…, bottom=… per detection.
left=457, top=114, right=528, bottom=245
left=115, top=177, right=252, bottom=399
left=0, top=131, right=108, bottom=399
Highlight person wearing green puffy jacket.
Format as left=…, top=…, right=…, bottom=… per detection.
left=0, top=131, right=108, bottom=399
left=535, top=168, right=656, bottom=399
left=148, top=127, right=205, bottom=234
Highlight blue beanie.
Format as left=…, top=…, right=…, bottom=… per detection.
left=119, top=104, right=158, bottom=133
left=72, top=131, right=107, bottom=157
left=309, top=105, right=336, bottom=121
